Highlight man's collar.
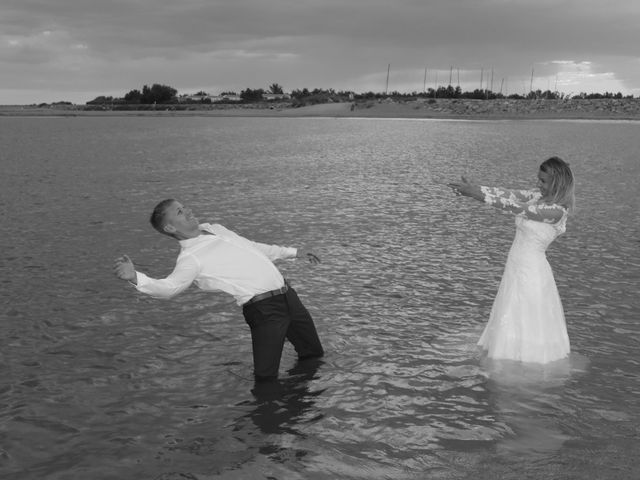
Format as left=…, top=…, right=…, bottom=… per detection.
left=179, top=224, right=215, bottom=246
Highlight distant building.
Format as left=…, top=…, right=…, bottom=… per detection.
left=179, top=93, right=242, bottom=103
left=215, top=94, right=242, bottom=102
left=263, top=93, right=291, bottom=101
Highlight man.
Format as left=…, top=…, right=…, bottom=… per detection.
left=113, top=199, right=324, bottom=381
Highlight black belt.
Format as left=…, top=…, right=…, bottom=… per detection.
left=243, top=283, right=288, bottom=307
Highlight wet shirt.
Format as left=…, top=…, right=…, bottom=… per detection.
left=134, top=223, right=297, bottom=305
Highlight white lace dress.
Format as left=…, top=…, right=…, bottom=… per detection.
left=477, top=187, right=570, bottom=364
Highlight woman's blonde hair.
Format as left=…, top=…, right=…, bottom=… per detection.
left=540, top=156, right=575, bottom=212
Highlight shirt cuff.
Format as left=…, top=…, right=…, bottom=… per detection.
left=133, top=271, right=151, bottom=290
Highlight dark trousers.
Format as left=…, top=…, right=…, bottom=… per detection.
left=242, top=286, right=324, bottom=380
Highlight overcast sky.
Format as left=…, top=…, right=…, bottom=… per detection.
left=2, top=0, right=639, bottom=104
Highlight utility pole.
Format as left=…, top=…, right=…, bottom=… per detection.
left=434, top=71, right=438, bottom=97
left=423, top=66, right=427, bottom=94
left=530, top=67, right=534, bottom=95
left=449, top=66, right=453, bottom=86
left=386, top=63, right=391, bottom=95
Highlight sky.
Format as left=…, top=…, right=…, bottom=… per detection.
left=1, top=0, right=639, bottom=105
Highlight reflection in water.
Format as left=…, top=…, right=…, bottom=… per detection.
left=482, top=353, right=590, bottom=455
left=247, top=359, right=325, bottom=435
left=232, top=358, right=325, bottom=461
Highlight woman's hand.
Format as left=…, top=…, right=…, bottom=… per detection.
left=448, top=176, right=473, bottom=197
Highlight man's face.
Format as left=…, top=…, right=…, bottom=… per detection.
left=163, top=201, right=199, bottom=236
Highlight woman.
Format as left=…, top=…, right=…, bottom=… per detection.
left=449, top=156, right=575, bottom=364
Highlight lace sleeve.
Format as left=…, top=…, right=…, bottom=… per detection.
left=511, top=188, right=540, bottom=201
left=480, top=186, right=566, bottom=223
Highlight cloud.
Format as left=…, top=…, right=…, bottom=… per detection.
left=0, top=0, right=638, bottom=103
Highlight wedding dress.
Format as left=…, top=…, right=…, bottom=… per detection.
left=477, top=187, right=570, bottom=364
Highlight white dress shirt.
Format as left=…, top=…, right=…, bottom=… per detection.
left=135, top=223, right=297, bottom=305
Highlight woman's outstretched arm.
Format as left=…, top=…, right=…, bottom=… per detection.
left=449, top=176, right=565, bottom=223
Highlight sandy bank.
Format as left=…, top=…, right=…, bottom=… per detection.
left=2, top=98, right=640, bottom=120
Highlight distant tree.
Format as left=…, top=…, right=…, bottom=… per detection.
left=290, top=88, right=310, bottom=99
left=337, top=90, right=356, bottom=98
left=86, top=96, right=115, bottom=105
left=537, top=90, right=561, bottom=100
left=268, top=83, right=284, bottom=94
left=464, top=89, right=488, bottom=100
left=525, top=89, right=540, bottom=100
left=240, top=88, right=265, bottom=102
left=143, top=84, right=177, bottom=103
left=141, top=85, right=154, bottom=103
left=356, top=91, right=378, bottom=99
left=220, top=91, right=237, bottom=96
left=121, top=84, right=177, bottom=104
left=124, top=89, right=143, bottom=104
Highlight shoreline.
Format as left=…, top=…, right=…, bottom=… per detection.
left=2, top=98, right=640, bottom=121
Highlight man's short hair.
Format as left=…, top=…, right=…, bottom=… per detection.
left=150, top=199, right=176, bottom=235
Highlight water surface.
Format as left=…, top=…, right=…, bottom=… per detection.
left=1, top=116, right=639, bottom=479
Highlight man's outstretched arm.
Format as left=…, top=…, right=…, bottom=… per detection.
left=113, top=255, right=199, bottom=298
left=250, top=240, right=321, bottom=265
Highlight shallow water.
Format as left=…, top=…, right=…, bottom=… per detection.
left=1, top=116, right=639, bottom=479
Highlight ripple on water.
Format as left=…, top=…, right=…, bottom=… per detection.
left=1, top=117, right=639, bottom=479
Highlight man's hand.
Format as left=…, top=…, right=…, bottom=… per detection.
left=296, top=249, right=321, bottom=265
left=113, top=255, right=138, bottom=284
